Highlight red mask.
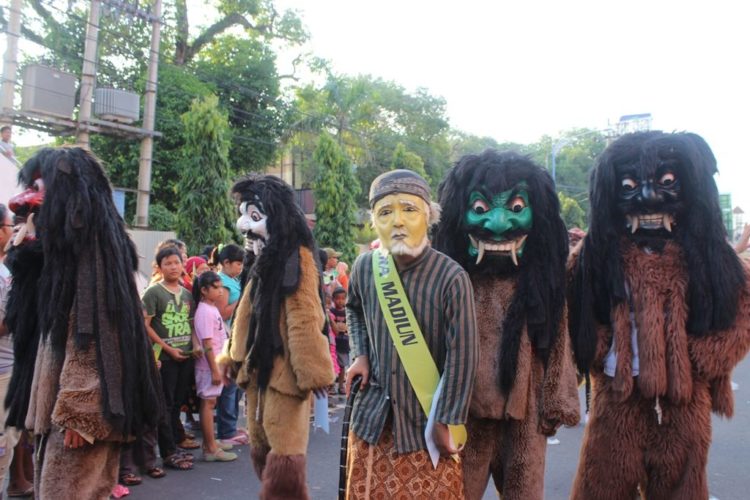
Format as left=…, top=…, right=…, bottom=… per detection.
left=9, top=178, right=45, bottom=218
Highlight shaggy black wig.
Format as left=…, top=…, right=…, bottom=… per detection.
left=433, top=150, right=569, bottom=393
left=231, top=174, right=317, bottom=390
left=5, top=147, right=162, bottom=436
left=570, top=131, right=745, bottom=372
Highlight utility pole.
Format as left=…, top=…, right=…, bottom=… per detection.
left=1, top=0, right=22, bottom=121
left=76, top=0, right=101, bottom=148
left=134, top=0, right=162, bottom=228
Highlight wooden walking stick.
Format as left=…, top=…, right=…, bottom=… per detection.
left=338, top=376, right=362, bottom=500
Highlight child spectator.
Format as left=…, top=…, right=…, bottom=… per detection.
left=330, top=287, right=349, bottom=394
left=213, top=244, right=249, bottom=447
left=183, top=256, right=209, bottom=292
left=142, top=247, right=197, bottom=471
left=193, top=272, right=237, bottom=462
left=336, top=261, right=349, bottom=291
left=149, top=239, right=188, bottom=285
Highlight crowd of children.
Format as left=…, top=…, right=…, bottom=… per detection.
left=116, top=239, right=351, bottom=490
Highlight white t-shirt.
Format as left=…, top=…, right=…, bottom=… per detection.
left=0, top=263, right=13, bottom=374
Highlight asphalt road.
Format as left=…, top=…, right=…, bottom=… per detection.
left=128, top=356, right=750, bottom=500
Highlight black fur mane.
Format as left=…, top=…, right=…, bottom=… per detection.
left=434, top=150, right=569, bottom=393
left=231, top=174, right=316, bottom=389
left=570, top=131, right=745, bottom=372
left=9, top=147, right=162, bottom=436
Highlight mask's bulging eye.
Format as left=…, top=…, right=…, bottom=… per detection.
left=251, top=212, right=262, bottom=222
left=509, top=196, right=526, bottom=213
left=472, top=199, right=489, bottom=214
left=33, top=178, right=45, bottom=192
left=659, top=172, right=676, bottom=186
left=621, top=177, right=637, bottom=191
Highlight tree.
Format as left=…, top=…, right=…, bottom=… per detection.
left=10, top=1, right=302, bottom=223
left=93, top=64, right=214, bottom=220
left=192, top=35, right=285, bottom=175
left=175, top=95, right=237, bottom=253
left=390, top=143, right=429, bottom=183
left=312, top=133, right=360, bottom=263
left=172, top=0, right=307, bottom=66
left=558, top=191, right=586, bottom=230
left=288, top=73, right=451, bottom=204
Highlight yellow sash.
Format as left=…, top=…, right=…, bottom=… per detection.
left=372, top=249, right=467, bottom=449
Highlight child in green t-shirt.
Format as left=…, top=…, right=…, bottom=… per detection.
left=142, top=246, right=197, bottom=470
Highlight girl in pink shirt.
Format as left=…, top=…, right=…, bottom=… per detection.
left=192, top=272, right=237, bottom=462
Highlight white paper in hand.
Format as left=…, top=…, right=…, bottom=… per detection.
left=313, top=393, right=330, bottom=434
left=424, top=376, right=446, bottom=469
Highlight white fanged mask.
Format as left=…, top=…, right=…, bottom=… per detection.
left=237, top=202, right=268, bottom=255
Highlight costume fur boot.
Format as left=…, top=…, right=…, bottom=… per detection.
left=260, top=453, right=309, bottom=500
left=250, top=444, right=270, bottom=479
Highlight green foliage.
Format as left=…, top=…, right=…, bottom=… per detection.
left=175, top=95, right=237, bottom=254
left=13, top=143, right=54, bottom=165
left=352, top=222, right=378, bottom=246
left=558, top=192, right=586, bottom=230
left=552, top=129, right=607, bottom=194
left=93, top=65, right=214, bottom=220
left=192, top=36, right=284, bottom=175
left=288, top=74, right=451, bottom=203
left=390, top=143, right=430, bottom=184
left=312, top=133, right=360, bottom=263
left=144, top=203, right=177, bottom=231
left=19, top=0, right=302, bottom=224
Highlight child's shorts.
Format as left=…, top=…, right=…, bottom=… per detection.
left=195, top=368, right=223, bottom=399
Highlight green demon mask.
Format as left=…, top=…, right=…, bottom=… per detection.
left=464, top=183, right=533, bottom=265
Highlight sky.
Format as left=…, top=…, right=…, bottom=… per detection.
left=3, top=0, right=749, bottom=210
left=273, top=0, right=750, bottom=210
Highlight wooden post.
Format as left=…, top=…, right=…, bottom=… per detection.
left=76, top=0, right=101, bottom=148
left=1, top=0, right=22, bottom=121
left=134, top=0, right=162, bottom=228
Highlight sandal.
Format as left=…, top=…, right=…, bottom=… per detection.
left=146, top=467, right=166, bottom=479
left=203, top=449, right=238, bottom=462
left=119, top=473, right=142, bottom=486
left=176, top=451, right=194, bottom=461
left=177, top=437, right=201, bottom=450
left=6, top=486, right=34, bottom=498
left=112, top=484, right=130, bottom=498
left=163, top=454, right=193, bottom=471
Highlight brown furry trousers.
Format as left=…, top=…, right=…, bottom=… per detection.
left=571, top=375, right=712, bottom=500
left=35, top=426, right=120, bottom=500
left=462, top=411, right=546, bottom=500
left=247, top=385, right=312, bottom=499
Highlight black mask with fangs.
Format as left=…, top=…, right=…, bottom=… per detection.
left=614, top=137, right=685, bottom=249
left=570, top=131, right=746, bottom=373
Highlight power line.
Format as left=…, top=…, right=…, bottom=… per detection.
left=30, top=0, right=354, bottom=130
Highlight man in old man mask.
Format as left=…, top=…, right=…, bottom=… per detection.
left=344, top=170, right=478, bottom=499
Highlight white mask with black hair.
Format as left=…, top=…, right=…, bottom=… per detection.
left=237, top=202, right=268, bottom=255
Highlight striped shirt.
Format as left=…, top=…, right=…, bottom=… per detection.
left=347, top=246, right=478, bottom=453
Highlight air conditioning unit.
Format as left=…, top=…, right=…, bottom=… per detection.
left=94, top=88, right=140, bottom=124
left=21, top=65, right=77, bottom=119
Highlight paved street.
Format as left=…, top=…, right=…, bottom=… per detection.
left=129, top=356, right=750, bottom=499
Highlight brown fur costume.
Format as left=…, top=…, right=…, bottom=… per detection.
left=221, top=246, right=333, bottom=499
left=6, top=148, right=162, bottom=499
left=571, top=240, right=750, bottom=499
left=462, top=276, right=580, bottom=500
left=28, top=329, right=122, bottom=498
left=568, top=131, right=750, bottom=500
left=433, top=150, right=580, bottom=499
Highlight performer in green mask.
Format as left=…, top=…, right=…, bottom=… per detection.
left=434, top=150, right=580, bottom=500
